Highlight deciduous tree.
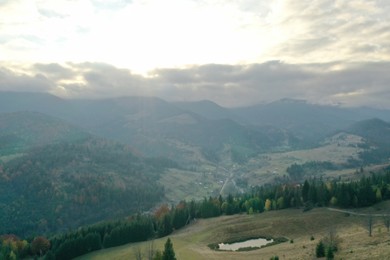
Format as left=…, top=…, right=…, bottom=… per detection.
left=31, top=236, right=50, bottom=257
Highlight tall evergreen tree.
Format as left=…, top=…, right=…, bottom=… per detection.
left=302, top=180, right=310, bottom=202
left=162, top=238, right=176, bottom=260
left=316, top=241, right=325, bottom=257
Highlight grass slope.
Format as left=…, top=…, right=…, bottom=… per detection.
left=78, top=204, right=390, bottom=260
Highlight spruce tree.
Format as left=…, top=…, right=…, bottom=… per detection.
left=326, top=246, right=334, bottom=259
left=316, top=241, right=325, bottom=257
left=302, top=180, right=310, bottom=202
left=162, top=238, right=176, bottom=260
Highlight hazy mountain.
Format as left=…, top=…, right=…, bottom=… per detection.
left=62, top=96, right=184, bottom=128
left=231, top=98, right=390, bottom=145
left=344, top=118, right=390, bottom=164
left=0, top=111, right=90, bottom=157
left=174, top=100, right=244, bottom=122
left=0, top=92, right=295, bottom=161
left=346, top=118, right=390, bottom=146
left=351, top=107, right=390, bottom=122
left=0, top=91, right=66, bottom=115
left=1, top=91, right=389, bottom=162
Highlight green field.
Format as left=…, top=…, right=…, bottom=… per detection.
left=77, top=202, right=390, bottom=260
left=245, top=133, right=364, bottom=182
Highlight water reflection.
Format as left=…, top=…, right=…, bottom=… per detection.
left=218, top=238, right=273, bottom=251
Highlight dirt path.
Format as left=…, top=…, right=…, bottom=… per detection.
left=327, top=207, right=390, bottom=217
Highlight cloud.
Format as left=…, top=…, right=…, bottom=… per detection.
left=2, top=61, right=389, bottom=109
left=1, top=0, right=389, bottom=72
left=1, top=0, right=389, bottom=108
left=0, top=67, right=54, bottom=93
left=265, top=0, right=390, bottom=63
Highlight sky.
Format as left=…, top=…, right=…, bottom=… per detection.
left=1, top=0, right=390, bottom=108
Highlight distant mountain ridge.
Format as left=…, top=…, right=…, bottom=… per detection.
left=232, top=98, right=390, bottom=144
left=1, top=91, right=389, bottom=161
left=174, top=100, right=243, bottom=122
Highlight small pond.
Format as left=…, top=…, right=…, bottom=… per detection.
left=218, top=238, right=274, bottom=251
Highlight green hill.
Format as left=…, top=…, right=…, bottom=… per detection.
left=345, top=118, right=390, bottom=164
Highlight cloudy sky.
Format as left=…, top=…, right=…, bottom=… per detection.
left=1, top=0, right=390, bottom=107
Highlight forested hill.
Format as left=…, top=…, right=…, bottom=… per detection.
left=0, top=138, right=174, bottom=237
left=0, top=111, right=90, bottom=156
left=345, top=118, right=390, bottom=164
left=346, top=118, right=390, bottom=145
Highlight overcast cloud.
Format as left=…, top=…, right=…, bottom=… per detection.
left=1, top=61, right=389, bottom=108
left=0, top=0, right=389, bottom=108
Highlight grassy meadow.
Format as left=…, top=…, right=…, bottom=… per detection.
left=77, top=203, right=390, bottom=260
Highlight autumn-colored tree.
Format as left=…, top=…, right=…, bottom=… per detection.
left=264, top=199, right=272, bottom=211
left=31, top=236, right=50, bottom=256
left=154, top=204, right=171, bottom=219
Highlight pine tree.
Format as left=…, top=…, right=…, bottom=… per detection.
left=316, top=241, right=325, bottom=257
left=162, top=238, right=176, bottom=260
left=326, top=246, right=334, bottom=259
left=302, top=180, right=310, bottom=202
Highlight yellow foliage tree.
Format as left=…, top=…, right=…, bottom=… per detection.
left=264, top=199, right=272, bottom=211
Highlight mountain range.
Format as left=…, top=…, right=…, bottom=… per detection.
left=1, top=92, right=389, bottom=161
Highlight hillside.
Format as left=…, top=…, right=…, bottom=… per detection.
left=232, top=99, right=390, bottom=146
left=346, top=118, right=390, bottom=145
left=0, top=111, right=90, bottom=157
left=0, top=138, right=170, bottom=237
left=345, top=118, right=390, bottom=164
left=78, top=205, right=390, bottom=260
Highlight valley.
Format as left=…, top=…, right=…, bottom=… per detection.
left=160, top=131, right=373, bottom=201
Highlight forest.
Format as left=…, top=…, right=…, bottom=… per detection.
left=0, top=138, right=176, bottom=237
